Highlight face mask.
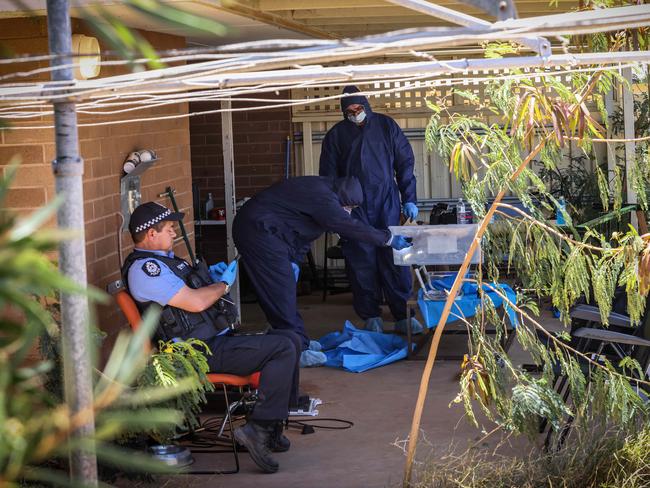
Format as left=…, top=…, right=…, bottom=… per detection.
left=347, top=110, right=366, bottom=125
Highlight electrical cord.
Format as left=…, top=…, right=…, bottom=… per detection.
left=172, top=414, right=354, bottom=450
left=287, top=418, right=354, bottom=431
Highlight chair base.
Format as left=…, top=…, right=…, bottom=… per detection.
left=176, top=383, right=241, bottom=475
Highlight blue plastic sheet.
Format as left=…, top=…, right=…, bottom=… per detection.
left=417, top=273, right=518, bottom=329
left=318, top=321, right=408, bottom=373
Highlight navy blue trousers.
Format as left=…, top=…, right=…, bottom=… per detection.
left=233, top=228, right=310, bottom=350
left=341, top=239, right=412, bottom=321
left=206, top=329, right=301, bottom=421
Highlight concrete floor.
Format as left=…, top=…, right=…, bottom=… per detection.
left=122, top=290, right=558, bottom=488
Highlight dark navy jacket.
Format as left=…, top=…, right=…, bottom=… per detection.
left=233, top=176, right=390, bottom=262
left=319, top=87, right=417, bottom=229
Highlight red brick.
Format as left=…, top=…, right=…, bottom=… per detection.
left=0, top=145, right=44, bottom=165
left=5, top=187, right=46, bottom=208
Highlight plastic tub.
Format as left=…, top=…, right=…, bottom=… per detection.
left=389, top=224, right=481, bottom=266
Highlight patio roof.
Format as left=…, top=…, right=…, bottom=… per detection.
left=221, top=0, right=580, bottom=39
left=0, top=0, right=581, bottom=44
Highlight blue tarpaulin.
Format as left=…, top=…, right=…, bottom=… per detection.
left=318, top=321, right=408, bottom=373
left=417, top=273, right=518, bottom=329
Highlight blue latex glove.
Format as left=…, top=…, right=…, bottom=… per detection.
left=208, top=261, right=227, bottom=283
left=402, top=202, right=419, bottom=220
left=390, top=235, right=412, bottom=250
left=219, top=260, right=238, bottom=286
left=291, top=262, right=300, bottom=283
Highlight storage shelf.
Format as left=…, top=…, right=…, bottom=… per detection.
left=195, top=220, right=226, bottom=226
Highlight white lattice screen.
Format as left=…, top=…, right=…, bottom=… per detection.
left=291, top=68, right=588, bottom=120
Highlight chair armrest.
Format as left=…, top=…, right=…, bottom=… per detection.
left=569, top=304, right=631, bottom=328
left=573, top=327, right=650, bottom=347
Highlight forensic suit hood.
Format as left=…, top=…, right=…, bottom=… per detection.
left=340, top=85, right=372, bottom=120
left=334, top=176, right=363, bottom=207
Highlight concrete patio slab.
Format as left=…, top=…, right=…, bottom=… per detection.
left=120, top=291, right=558, bottom=488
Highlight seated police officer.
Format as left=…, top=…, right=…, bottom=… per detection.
left=123, top=201, right=302, bottom=474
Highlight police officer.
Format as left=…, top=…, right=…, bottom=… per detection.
left=232, top=176, right=413, bottom=367
left=123, top=201, right=299, bottom=474
left=319, top=85, right=424, bottom=335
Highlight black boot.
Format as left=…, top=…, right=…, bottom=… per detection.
left=268, top=421, right=290, bottom=453
left=233, top=422, right=279, bottom=473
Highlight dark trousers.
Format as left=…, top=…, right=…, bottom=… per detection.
left=234, top=228, right=310, bottom=350
left=206, top=329, right=301, bottom=421
left=342, top=239, right=412, bottom=321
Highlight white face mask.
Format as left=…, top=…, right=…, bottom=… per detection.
left=347, top=110, right=366, bottom=125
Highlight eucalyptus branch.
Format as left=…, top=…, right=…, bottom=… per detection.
left=495, top=204, right=613, bottom=253
left=406, top=66, right=629, bottom=485
left=479, top=281, right=650, bottom=388
left=404, top=134, right=552, bottom=487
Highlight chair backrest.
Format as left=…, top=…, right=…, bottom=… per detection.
left=107, top=279, right=150, bottom=352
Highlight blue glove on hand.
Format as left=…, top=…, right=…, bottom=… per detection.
left=291, top=262, right=300, bottom=283
left=208, top=261, right=227, bottom=283
left=219, top=260, right=238, bottom=286
left=390, top=235, right=412, bottom=251
left=402, top=202, right=418, bottom=220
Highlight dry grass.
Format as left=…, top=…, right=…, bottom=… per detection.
left=413, top=426, right=650, bottom=488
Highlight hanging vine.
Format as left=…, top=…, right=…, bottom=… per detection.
left=422, top=55, right=650, bottom=443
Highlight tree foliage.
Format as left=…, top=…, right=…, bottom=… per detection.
left=0, top=158, right=197, bottom=486
left=136, top=338, right=215, bottom=444
left=424, top=57, right=650, bottom=440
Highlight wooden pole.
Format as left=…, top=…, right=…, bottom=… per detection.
left=402, top=137, right=548, bottom=487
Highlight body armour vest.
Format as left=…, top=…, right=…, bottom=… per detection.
left=122, top=250, right=238, bottom=343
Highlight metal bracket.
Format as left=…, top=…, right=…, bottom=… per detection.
left=456, top=0, right=551, bottom=57
left=457, top=0, right=518, bottom=21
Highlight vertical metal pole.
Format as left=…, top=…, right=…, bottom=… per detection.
left=604, top=86, right=616, bottom=186
left=221, top=100, right=240, bottom=316
left=301, top=122, right=313, bottom=175
left=622, top=67, right=637, bottom=227
left=46, top=1, right=97, bottom=484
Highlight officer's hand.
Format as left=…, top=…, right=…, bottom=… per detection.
left=208, top=261, right=227, bottom=283
left=402, top=202, right=418, bottom=221
left=390, top=235, right=413, bottom=251
left=291, top=262, right=300, bottom=283
left=219, top=260, right=238, bottom=286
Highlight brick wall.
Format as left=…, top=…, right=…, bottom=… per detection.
left=0, top=17, right=193, bottom=356
left=189, top=93, right=291, bottom=263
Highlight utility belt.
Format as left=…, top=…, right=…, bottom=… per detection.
left=122, top=251, right=239, bottom=343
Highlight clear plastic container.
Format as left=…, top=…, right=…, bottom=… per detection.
left=389, top=224, right=481, bottom=265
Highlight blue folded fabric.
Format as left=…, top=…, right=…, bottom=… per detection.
left=317, top=321, right=408, bottom=373
left=417, top=272, right=518, bottom=329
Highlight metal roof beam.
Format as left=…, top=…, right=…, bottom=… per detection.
left=291, top=3, right=576, bottom=19
left=257, top=0, right=387, bottom=10
left=384, top=0, right=550, bottom=56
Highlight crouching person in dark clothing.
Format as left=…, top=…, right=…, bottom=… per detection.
left=123, top=201, right=300, bottom=473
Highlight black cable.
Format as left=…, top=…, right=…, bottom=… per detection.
left=175, top=414, right=353, bottom=450
left=286, top=418, right=354, bottom=431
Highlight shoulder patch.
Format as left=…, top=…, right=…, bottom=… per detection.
left=142, top=260, right=161, bottom=277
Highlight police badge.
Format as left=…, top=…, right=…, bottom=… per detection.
left=142, top=260, right=161, bottom=277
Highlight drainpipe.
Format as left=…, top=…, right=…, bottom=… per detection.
left=46, top=0, right=97, bottom=484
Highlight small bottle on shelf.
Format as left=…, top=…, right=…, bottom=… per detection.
left=205, top=193, right=215, bottom=220
left=456, top=198, right=470, bottom=224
